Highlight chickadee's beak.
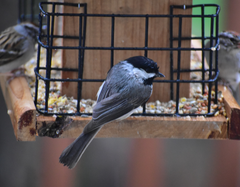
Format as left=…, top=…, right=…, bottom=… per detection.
left=156, top=72, right=165, bottom=77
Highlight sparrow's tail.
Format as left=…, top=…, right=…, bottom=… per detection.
left=59, top=126, right=101, bottom=169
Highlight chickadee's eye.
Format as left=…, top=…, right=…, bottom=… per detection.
left=145, top=68, right=150, bottom=73
left=146, top=68, right=154, bottom=73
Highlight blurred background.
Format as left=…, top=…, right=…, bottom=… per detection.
left=1, top=0, right=240, bottom=187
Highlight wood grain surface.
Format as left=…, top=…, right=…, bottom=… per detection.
left=219, top=85, right=240, bottom=139
left=37, top=115, right=227, bottom=139
left=61, top=0, right=192, bottom=102
left=0, top=76, right=36, bottom=141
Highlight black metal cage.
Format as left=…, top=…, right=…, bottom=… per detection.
left=35, top=2, right=220, bottom=117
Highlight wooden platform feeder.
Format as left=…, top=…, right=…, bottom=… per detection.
left=1, top=0, right=240, bottom=141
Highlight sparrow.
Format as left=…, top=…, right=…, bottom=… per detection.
left=59, top=56, right=165, bottom=169
left=0, top=22, right=39, bottom=73
left=205, top=31, right=240, bottom=102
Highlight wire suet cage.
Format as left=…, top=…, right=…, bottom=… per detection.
left=35, top=2, right=220, bottom=117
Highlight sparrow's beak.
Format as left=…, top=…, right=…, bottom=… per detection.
left=157, top=72, right=165, bottom=77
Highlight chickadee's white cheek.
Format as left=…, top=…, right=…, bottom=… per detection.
left=147, top=73, right=156, bottom=78
left=132, top=68, right=155, bottom=79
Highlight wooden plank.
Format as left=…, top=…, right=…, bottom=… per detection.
left=0, top=76, right=36, bottom=141
left=37, top=115, right=227, bottom=139
left=61, top=0, right=192, bottom=102
left=219, top=85, right=240, bottom=139
left=0, top=77, right=236, bottom=141
left=0, top=78, right=233, bottom=141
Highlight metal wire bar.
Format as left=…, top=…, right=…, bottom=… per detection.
left=35, top=107, right=218, bottom=117
left=170, top=6, right=174, bottom=100
left=201, top=4, right=206, bottom=95
left=77, top=15, right=83, bottom=113
left=39, top=3, right=220, bottom=18
left=142, top=15, right=150, bottom=114
left=35, top=70, right=219, bottom=83
left=175, top=16, right=183, bottom=114
left=37, top=37, right=220, bottom=50
left=207, top=16, right=215, bottom=113
left=44, top=14, right=51, bottom=112
left=110, top=16, right=115, bottom=67
left=34, top=13, right=42, bottom=107
left=37, top=66, right=217, bottom=73
left=214, top=11, right=219, bottom=104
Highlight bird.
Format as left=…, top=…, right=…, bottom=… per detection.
left=205, top=31, right=240, bottom=102
left=59, top=56, right=165, bottom=169
left=0, top=22, right=39, bottom=73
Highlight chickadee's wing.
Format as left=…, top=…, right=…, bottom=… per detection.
left=83, top=93, right=135, bottom=133
left=0, top=28, right=27, bottom=65
left=93, top=94, right=140, bottom=120
left=96, top=81, right=109, bottom=102
left=84, top=91, right=149, bottom=134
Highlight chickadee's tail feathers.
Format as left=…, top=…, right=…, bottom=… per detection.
left=59, top=127, right=101, bottom=169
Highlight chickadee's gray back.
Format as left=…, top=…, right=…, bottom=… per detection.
left=96, top=61, right=152, bottom=109
left=97, top=56, right=161, bottom=103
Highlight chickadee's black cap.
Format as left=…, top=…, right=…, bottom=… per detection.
left=125, top=56, right=161, bottom=74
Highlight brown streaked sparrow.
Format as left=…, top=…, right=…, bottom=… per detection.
left=205, top=31, right=240, bottom=102
left=0, top=22, right=39, bottom=73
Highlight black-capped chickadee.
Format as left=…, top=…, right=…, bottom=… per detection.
left=0, top=23, right=39, bottom=73
left=59, top=56, right=165, bottom=169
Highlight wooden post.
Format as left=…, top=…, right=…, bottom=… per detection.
left=0, top=76, right=36, bottom=141
left=61, top=0, right=192, bottom=102
left=219, top=85, right=240, bottom=139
